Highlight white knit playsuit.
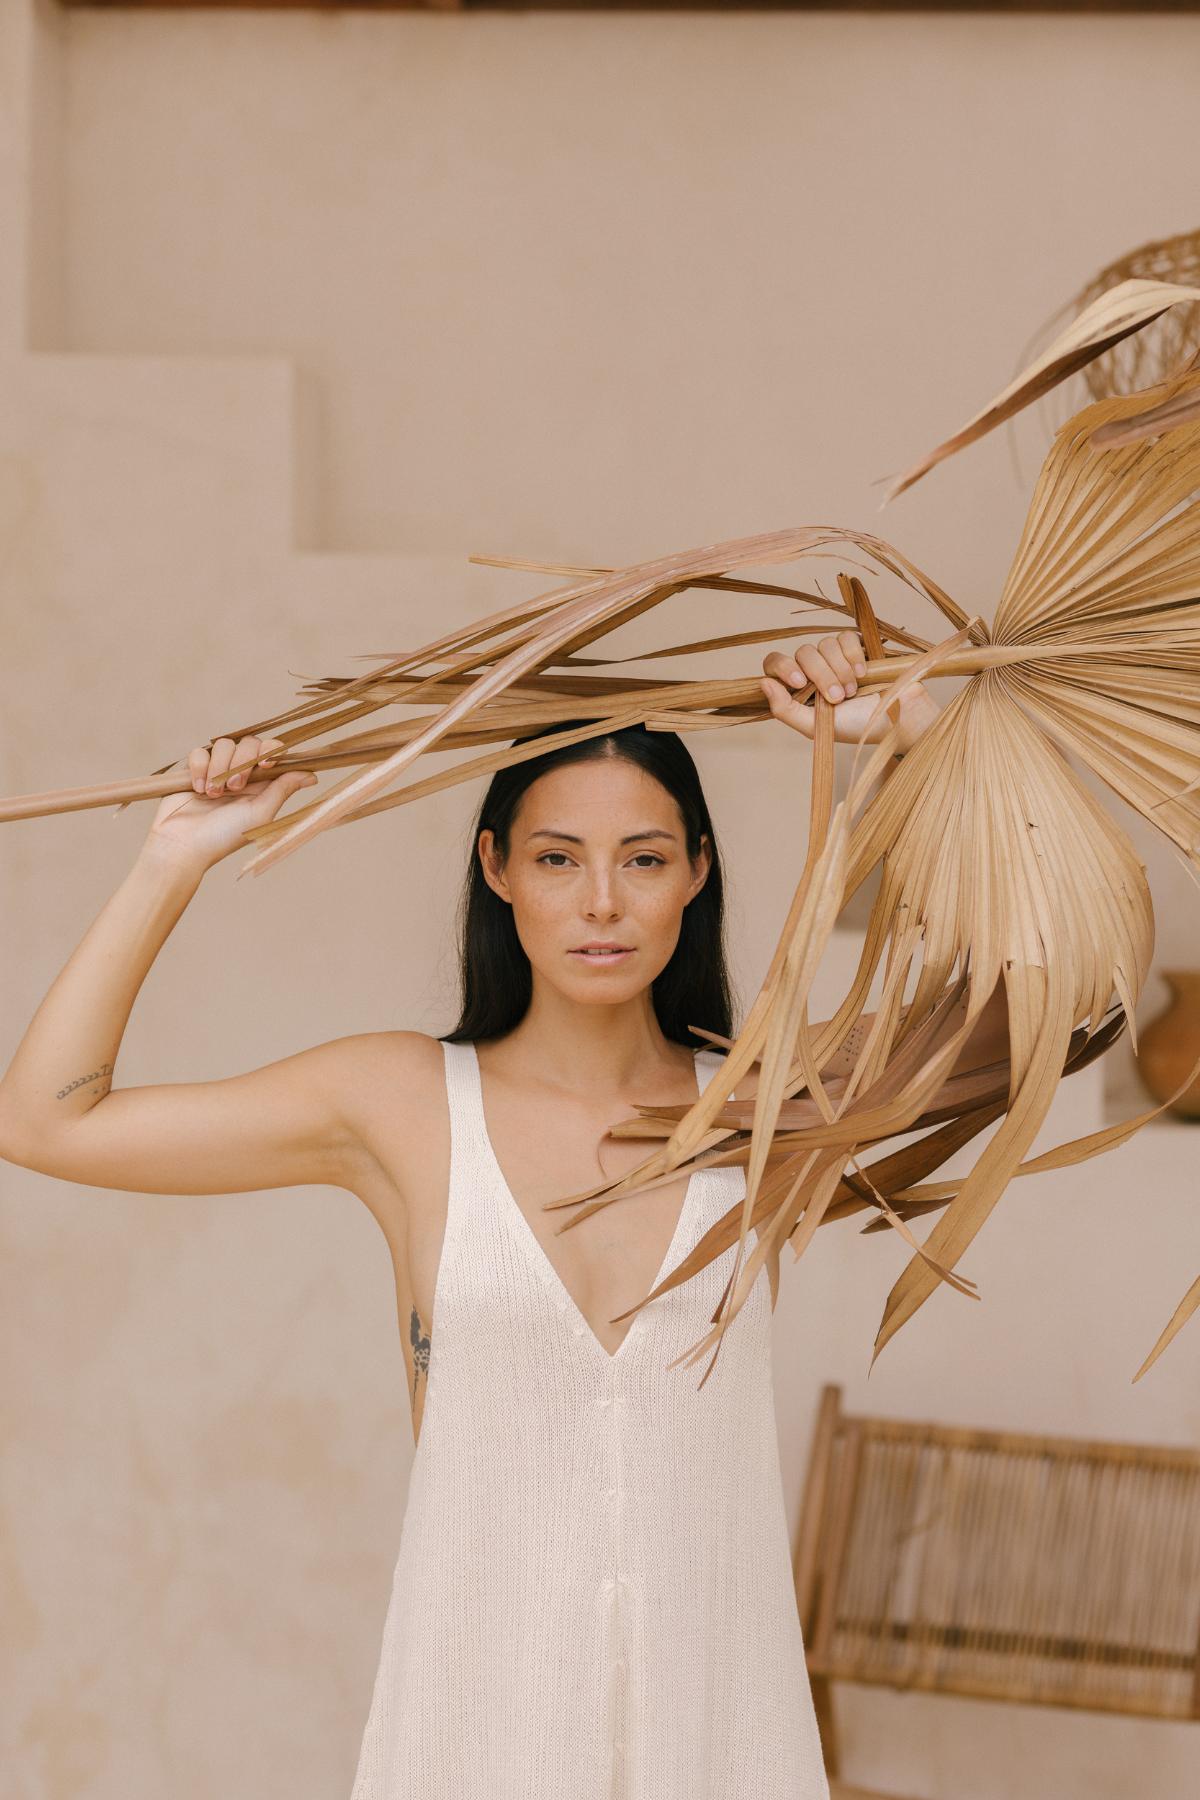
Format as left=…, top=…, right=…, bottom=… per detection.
left=349, top=1039, right=830, bottom=1798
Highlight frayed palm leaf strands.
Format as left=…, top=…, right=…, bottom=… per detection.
left=6, top=279, right=1200, bottom=1389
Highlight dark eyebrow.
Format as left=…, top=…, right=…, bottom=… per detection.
left=525, top=828, right=678, bottom=846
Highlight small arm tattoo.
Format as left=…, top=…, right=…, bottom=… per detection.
left=55, top=1063, right=113, bottom=1102
left=409, top=1305, right=430, bottom=1405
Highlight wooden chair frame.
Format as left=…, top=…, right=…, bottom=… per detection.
left=794, top=1383, right=1200, bottom=1784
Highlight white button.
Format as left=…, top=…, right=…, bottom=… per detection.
left=599, top=1395, right=612, bottom=1408
left=603, top=1486, right=616, bottom=1500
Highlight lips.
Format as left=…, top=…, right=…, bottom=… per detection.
left=569, top=946, right=635, bottom=962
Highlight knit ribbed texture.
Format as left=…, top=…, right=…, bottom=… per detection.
left=349, top=1040, right=830, bottom=1798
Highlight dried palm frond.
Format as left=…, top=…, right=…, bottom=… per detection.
left=6, top=281, right=1200, bottom=1389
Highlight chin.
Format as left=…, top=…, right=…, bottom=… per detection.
left=560, top=973, right=648, bottom=1000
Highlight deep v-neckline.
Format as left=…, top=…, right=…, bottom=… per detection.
left=470, top=1041, right=716, bottom=1367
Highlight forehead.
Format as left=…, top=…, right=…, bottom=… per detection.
left=514, top=757, right=682, bottom=835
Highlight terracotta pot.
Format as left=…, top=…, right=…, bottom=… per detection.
left=1137, top=971, right=1200, bottom=1120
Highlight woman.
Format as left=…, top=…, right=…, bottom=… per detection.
left=0, top=631, right=975, bottom=1797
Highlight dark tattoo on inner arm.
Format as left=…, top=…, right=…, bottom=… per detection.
left=55, top=1063, right=113, bottom=1102
left=409, top=1305, right=430, bottom=1408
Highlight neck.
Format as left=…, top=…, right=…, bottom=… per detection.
left=493, top=974, right=697, bottom=1098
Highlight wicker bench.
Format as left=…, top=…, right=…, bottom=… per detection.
left=795, top=1383, right=1200, bottom=1792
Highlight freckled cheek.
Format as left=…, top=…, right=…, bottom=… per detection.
left=508, top=879, right=573, bottom=954
left=635, top=887, right=689, bottom=952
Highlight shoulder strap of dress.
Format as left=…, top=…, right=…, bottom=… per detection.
left=439, top=1037, right=488, bottom=1166
left=694, top=1047, right=727, bottom=1096
left=438, top=1039, right=497, bottom=1279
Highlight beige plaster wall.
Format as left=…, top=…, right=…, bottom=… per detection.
left=2, top=2, right=1198, bottom=1795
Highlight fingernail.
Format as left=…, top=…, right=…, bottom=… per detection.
left=855, top=662, right=867, bottom=675
left=828, top=684, right=844, bottom=699
left=845, top=680, right=857, bottom=695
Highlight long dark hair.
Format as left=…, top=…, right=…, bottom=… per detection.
left=441, top=720, right=734, bottom=1051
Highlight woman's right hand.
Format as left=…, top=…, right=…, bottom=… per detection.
left=144, top=735, right=319, bottom=872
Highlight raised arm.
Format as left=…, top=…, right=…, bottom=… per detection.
left=0, top=734, right=375, bottom=1197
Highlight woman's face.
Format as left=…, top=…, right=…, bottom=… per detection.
left=478, top=756, right=711, bottom=1005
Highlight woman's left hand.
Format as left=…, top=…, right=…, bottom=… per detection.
left=760, top=629, right=939, bottom=751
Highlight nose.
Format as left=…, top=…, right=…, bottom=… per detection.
left=582, top=867, right=621, bottom=921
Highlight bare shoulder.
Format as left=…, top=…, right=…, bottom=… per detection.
left=319, top=1028, right=450, bottom=1227
left=322, top=1027, right=447, bottom=1116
